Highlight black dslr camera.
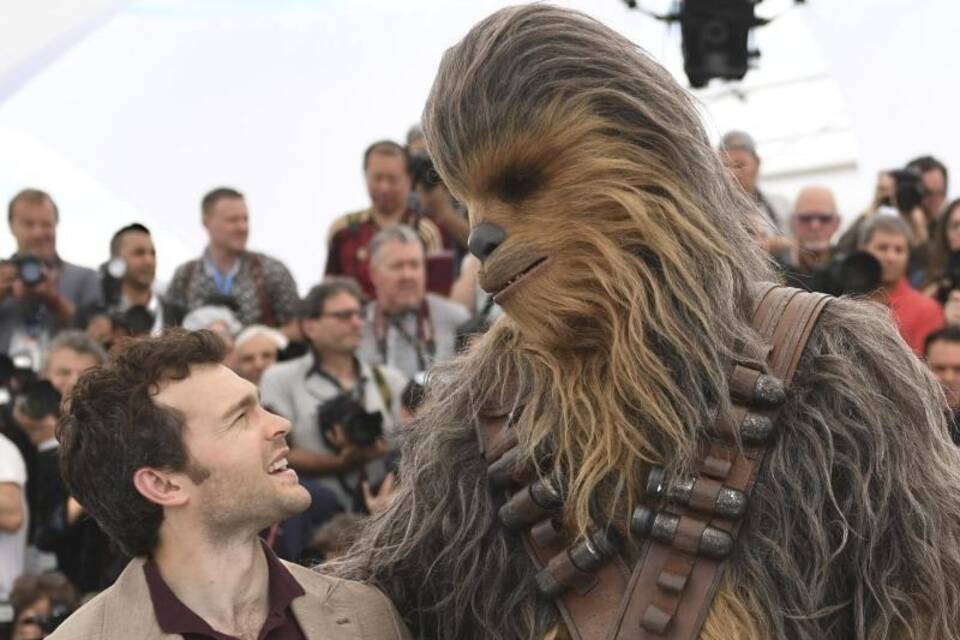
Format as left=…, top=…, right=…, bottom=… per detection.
left=317, top=393, right=384, bottom=448
left=11, top=254, right=46, bottom=287
left=411, top=152, right=443, bottom=189
left=816, top=251, right=883, bottom=297
left=888, top=169, right=924, bottom=214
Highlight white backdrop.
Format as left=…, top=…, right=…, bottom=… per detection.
left=0, top=0, right=954, bottom=291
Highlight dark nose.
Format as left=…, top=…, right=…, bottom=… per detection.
left=468, top=222, right=507, bottom=263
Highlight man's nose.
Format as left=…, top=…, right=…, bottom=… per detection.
left=468, top=222, right=507, bottom=263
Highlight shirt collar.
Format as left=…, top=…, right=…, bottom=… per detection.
left=118, top=292, right=160, bottom=313
left=37, top=437, right=58, bottom=452
left=143, top=541, right=305, bottom=638
left=202, top=248, right=243, bottom=279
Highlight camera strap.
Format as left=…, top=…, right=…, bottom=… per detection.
left=374, top=300, right=436, bottom=372
left=182, top=252, right=275, bottom=326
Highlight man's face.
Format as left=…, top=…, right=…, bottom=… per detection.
left=44, top=348, right=99, bottom=397
left=12, top=409, right=56, bottom=447
left=118, top=231, right=156, bottom=289
left=945, top=206, right=960, bottom=252
left=154, top=364, right=310, bottom=535
left=10, top=200, right=57, bottom=260
left=721, top=148, right=760, bottom=195
left=302, top=291, right=364, bottom=356
left=371, top=241, right=426, bottom=314
left=791, top=190, right=839, bottom=253
left=203, top=197, right=249, bottom=254
left=233, top=334, right=279, bottom=386
left=921, top=169, right=947, bottom=220
left=365, top=152, right=411, bottom=216
left=927, top=339, right=960, bottom=409
left=864, top=230, right=909, bottom=286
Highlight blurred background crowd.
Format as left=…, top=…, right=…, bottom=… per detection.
left=0, top=0, right=956, bottom=637
left=0, top=126, right=956, bottom=637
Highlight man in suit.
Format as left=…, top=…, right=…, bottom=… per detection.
left=51, top=329, right=410, bottom=639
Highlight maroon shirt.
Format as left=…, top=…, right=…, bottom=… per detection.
left=325, top=208, right=450, bottom=298
left=143, top=544, right=306, bottom=640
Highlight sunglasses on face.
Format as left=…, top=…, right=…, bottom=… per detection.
left=321, top=309, right=363, bottom=321
left=795, top=213, right=836, bottom=225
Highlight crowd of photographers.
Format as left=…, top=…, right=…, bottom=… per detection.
left=0, top=123, right=954, bottom=636
left=723, top=130, right=960, bottom=440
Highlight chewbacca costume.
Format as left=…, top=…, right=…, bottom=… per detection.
left=336, top=5, right=960, bottom=639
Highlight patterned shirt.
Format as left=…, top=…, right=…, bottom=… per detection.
left=325, top=208, right=448, bottom=299
left=165, top=250, right=299, bottom=327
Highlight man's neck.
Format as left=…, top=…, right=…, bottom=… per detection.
left=153, top=529, right=269, bottom=638
left=206, top=245, right=241, bottom=274
left=30, top=429, right=57, bottom=449
left=883, top=277, right=906, bottom=295
left=315, top=351, right=358, bottom=388
left=381, top=299, right=421, bottom=318
left=370, top=206, right=407, bottom=229
left=122, top=281, right=153, bottom=307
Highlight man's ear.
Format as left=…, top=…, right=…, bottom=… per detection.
left=132, top=467, right=189, bottom=508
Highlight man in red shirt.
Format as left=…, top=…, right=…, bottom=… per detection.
left=861, top=214, right=944, bottom=355
left=326, top=141, right=451, bottom=298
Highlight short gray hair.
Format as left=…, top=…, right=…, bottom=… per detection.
left=859, top=213, right=914, bottom=248
left=234, top=324, right=288, bottom=350
left=44, top=330, right=108, bottom=371
left=182, top=305, right=243, bottom=336
left=369, top=225, right=423, bottom=267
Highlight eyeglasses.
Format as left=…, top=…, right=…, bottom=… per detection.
left=320, top=309, right=362, bottom=321
left=794, top=213, right=836, bottom=225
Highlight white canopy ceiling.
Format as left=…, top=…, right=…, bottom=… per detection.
left=0, top=0, right=953, bottom=291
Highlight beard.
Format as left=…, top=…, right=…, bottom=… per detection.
left=194, top=465, right=311, bottom=540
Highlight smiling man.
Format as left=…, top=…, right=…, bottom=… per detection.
left=51, top=330, right=410, bottom=640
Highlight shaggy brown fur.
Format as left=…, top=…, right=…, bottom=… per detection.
left=334, top=5, right=960, bottom=639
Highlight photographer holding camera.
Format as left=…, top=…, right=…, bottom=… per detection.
left=260, top=278, right=407, bottom=512
left=837, top=166, right=933, bottom=282
left=923, top=199, right=960, bottom=325
left=100, top=224, right=184, bottom=337
left=0, top=190, right=102, bottom=369
left=325, top=140, right=456, bottom=298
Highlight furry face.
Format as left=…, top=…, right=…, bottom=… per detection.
left=334, top=6, right=960, bottom=640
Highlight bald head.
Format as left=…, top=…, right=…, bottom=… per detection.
left=791, top=186, right=839, bottom=253
left=794, top=187, right=837, bottom=216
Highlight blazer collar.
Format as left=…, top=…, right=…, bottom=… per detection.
left=101, top=558, right=346, bottom=640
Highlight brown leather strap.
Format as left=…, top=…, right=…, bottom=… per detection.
left=611, top=285, right=830, bottom=639
left=478, top=284, right=830, bottom=640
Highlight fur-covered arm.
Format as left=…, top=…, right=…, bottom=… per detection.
left=731, top=295, right=960, bottom=640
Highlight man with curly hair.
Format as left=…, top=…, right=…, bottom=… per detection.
left=52, top=330, right=409, bottom=639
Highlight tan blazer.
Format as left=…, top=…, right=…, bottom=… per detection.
left=48, top=557, right=412, bottom=640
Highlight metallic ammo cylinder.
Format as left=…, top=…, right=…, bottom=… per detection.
left=630, top=506, right=733, bottom=559
left=568, top=529, right=619, bottom=573
left=498, top=475, right=563, bottom=530
left=644, top=467, right=747, bottom=519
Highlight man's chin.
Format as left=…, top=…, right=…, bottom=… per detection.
left=276, top=484, right=312, bottom=517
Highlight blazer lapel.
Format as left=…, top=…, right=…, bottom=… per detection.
left=290, top=587, right=356, bottom=640
left=101, top=558, right=181, bottom=640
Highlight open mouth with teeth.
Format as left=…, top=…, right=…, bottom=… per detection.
left=491, top=257, right=549, bottom=303
left=267, top=456, right=294, bottom=479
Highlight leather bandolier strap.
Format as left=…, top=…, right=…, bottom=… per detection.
left=476, top=284, right=831, bottom=640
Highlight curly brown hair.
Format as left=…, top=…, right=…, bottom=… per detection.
left=58, top=329, right=226, bottom=557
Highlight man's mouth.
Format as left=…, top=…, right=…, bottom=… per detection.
left=267, top=449, right=295, bottom=479
left=488, top=257, right=549, bottom=303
